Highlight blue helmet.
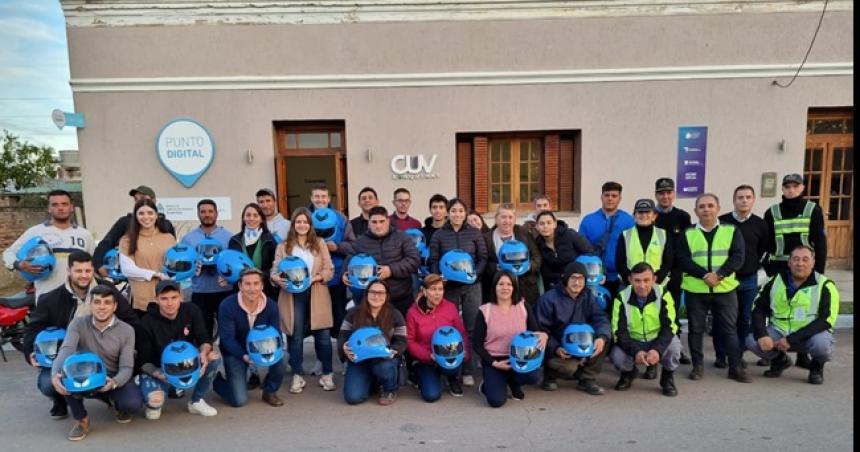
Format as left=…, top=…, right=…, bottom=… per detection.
left=162, top=244, right=198, bottom=282
left=33, top=327, right=66, bottom=368
left=276, top=256, right=310, bottom=293
left=348, top=254, right=378, bottom=289
left=575, top=255, right=605, bottom=287
left=15, top=237, right=55, bottom=282
left=62, top=352, right=107, bottom=394
left=509, top=331, right=545, bottom=373
left=161, top=340, right=201, bottom=390
left=271, top=232, right=284, bottom=245
left=404, top=228, right=429, bottom=260
left=347, top=326, right=391, bottom=363
left=440, top=249, right=476, bottom=284
left=246, top=325, right=284, bottom=367
left=591, top=286, right=611, bottom=311
left=498, top=239, right=530, bottom=276
left=312, top=207, right=344, bottom=243
left=431, top=326, right=465, bottom=370
left=215, top=250, right=255, bottom=285
left=562, top=323, right=595, bottom=358
left=196, top=237, right=223, bottom=266
left=102, top=248, right=125, bottom=281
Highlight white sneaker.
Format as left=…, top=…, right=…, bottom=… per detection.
left=319, top=373, right=336, bottom=391
left=187, top=399, right=218, bottom=417
left=462, top=375, right=475, bottom=387
left=289, top=374, right=306, bottom=393
left=144, top=407, right=161, bottom=420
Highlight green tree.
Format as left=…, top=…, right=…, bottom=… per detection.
left=0, top=130, right=59, bottom=191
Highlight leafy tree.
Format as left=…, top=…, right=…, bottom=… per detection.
left=0, top=130, right=59, bottom=191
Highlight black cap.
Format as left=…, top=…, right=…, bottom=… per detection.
left=561, top=261, right=588, bottom=285
left=155, top=279, right=181, bottom=295
left=782, top=173, right=804, bottom=186
left=255, top=188, right=276, bottom=199
left=129, top=185, right=156, bottom=198
left=655, top=178, right=675, bottom=192
left=634, top=199, right=656, bottom=213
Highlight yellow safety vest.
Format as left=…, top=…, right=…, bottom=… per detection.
left=768, top=273, right=839, bottom=335
left=681, top=225, right=739, bottom=293
left=612, top=284, right=678, bottom=342
left=623, top=226, right=667, bottom=273
left=769, top=201, right=816, bottom=262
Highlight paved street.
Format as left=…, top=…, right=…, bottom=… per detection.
left=0, top=330, right=853, bottom=451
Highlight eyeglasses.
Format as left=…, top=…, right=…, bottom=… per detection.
left=367, top=290, right=387, bottom=297
left=568, top=275, right=585, bottom=284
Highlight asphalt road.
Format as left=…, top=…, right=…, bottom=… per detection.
left=0, top=331, right=853, bottom=451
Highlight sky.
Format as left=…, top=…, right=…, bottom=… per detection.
left=0, top=0, right=77, bottom=151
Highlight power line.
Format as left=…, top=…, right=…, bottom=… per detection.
left=772, top=0, right=829, bottom=88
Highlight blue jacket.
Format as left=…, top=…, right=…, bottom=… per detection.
left=578, top=209, right=635, bottom=282
left=535, top=286, right=611, bottom=355
left=217, top=293, right=281, bottom=359
left=180, top=226, right=233, bottom=294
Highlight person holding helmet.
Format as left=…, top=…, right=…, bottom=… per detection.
left=473, top=270, right=547, bottom=407
left=482, top=203, right=542, bottom=307
left=228, top=203, right=279, bottom=301
left=180, top=198, right=234, bottom=338
left=213, top=268, right=286, bottom=407
left=50, top=285, right=142, bottom=441
left=611, top=262, right=681, bottom=396
left=136, top=280, right=221, bottom=420
left=338, top=280, right=407, bottom=406
left=4, top=189, right=94, bottom=300
left=535, top=262, right=610, bottom=395
left=270, top=208, right=337, bottom=394
left=117, top=199, right=175, bottom=314
left=406, top=274, right=470, bottom=401
left=532, top=210, right=595, bottom=291
left=428, top=198, right=488, bottom=387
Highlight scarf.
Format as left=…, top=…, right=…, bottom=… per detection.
left=238, top=292, right=266, bottom=327
left=244, top=227, right=262, bottom=247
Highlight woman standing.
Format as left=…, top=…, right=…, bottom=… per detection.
left=473, top=270, right=547, bottom=408
left=228, top=203, right=278, bottom=301
left=118, top=199, right=175, bottom=314
left=467, top=210, right=490, bottom=234
left=271, top=208, right=336, bottom=394
left=534, top=211, right=595, bottom=290
left=482, top=203, right=542, bottom=307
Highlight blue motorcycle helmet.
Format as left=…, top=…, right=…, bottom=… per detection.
left=215, top=249, right=255, bottom=285
left=509, top=331, right=545, bottom=373
left=440, top=249, right=477, bottom=284
left=562, top=323, right=595, bottom=358
left=271, top=232, right=284, bottom=245
left=15, top=236, right=55, bottom=282
left=161, top=340, right=201, bottom=390
left=498, top=239, right=530, bottom=276
left=246, top=325, right=284, bottom=367
left=162, top=244, right=198, bottom=282
left=276, top=256, right=310, bottom=293
left=62, top=352, right=107, bottom=394
left=312, top=207, right=344, bottom=243
left=591, top=285, right=611, bottom=311
left=575, top=255, right=605, bottom=287
left=347, top=326, right=392, bottom=363
left=404, top=228, right=429, bottom=260
left=102, top=247, right=126, bottom=281
left=348, top=253, right=378, bottom=290
left=195, top=237, right=223, bottom=266
left=34, top=327, right=66, bottom=368
left=431, top=326, right=465, bottom=370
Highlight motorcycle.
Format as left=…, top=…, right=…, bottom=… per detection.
left=0, top=284, right=35, bottom=362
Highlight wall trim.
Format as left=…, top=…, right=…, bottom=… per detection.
left=70, top=62, right=853, bottom=93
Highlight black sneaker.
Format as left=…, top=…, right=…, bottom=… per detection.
left=679, top=352, right=692, bottom=365
left=247, top=373, right=261, bottom=390
left=509, top=385, right=525, bottom=400
left=50, top=400, right=68, bottom=420
left=576, top=379, right=604, bottom=396
left=448, top=377, right=464, bottom=397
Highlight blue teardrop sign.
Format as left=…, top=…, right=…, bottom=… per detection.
left=156, top=118, right=215, bottom=188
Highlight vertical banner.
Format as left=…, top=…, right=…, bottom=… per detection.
left=676, top=126, right=708, bottom=198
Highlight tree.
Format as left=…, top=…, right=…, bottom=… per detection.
left=0, top=130, right=59, bottom=191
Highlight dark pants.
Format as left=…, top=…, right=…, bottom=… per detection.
left=414, top=362, right=460, bottom=403
left=667, top=270, right=684, bottom=334
left=343, top=358, right=400, bottom=405
left=288, top=289, right=333, bottom=376
left=685, top=291, right=741, bottom=368
left=329, top=284, right=348, bottom=337
left=714, top=275, right=758, bottom=360
left=37, top=367, right=66, bottom=408
left=65, top=381, right=143, bottom=421
left=191, top=290, right=231, bottom=338
left=544, top=346, right=607, bottom=382
left=480, top=360, right=541, bottom=408
left=213, top=354, right=287, bottom=407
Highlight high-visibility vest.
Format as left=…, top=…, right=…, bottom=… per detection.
left=681, top=225, right=739, bottom=293
left=769, top=201, right=816, bottom=262
left=768, top=272, right=838, bottom=335
left=623, top=226, right=667, bottom=273
left=611, top=284, right=678, bottom=342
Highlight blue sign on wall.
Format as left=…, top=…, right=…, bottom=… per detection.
left=156, top=118, right=215, bottom=188
left=676, top=126, right=707, bottom=198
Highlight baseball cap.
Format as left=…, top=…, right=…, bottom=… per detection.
left=129, top=185, right=156, bottom=198
left=155, top=279, right=181, bottom=295
left=782, top=173, right=804, bottom=186
left=634, top=199, right=656, bottom=213
left=255, top=188, right=276, bottom=199
left=655, top=178, right=675, bottom=192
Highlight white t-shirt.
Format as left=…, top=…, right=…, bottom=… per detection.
left=290, top=244, right=315, bottom=275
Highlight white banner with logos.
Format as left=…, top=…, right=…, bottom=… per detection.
left=157, top=197, right=232, bottom=221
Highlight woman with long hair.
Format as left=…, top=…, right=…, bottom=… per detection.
left=118, top=199, right=175, bottom=313
left=228, top=203, right=278, bottom=300
left=271, top=208, right=336, bottom=394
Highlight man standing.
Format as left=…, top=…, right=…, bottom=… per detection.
left=180, top=199, right=234, bottom=337
left=523, top=194, right=553, bottom=238
left=422, top=194, right=448, bottom=243
left=256, top=188, right=290, bottom=243
left=350, top=187, right=379, bottom=237
left=746, top=245, right=838, bottom=384
left=579, top=181, right=635, bottom=299
left=389, top=188, right=423, bottom=231
left=764, top=173, right=827, bottom=276
left=4, top=190, right=95, bottom=300
left=678, top=193, right=750, bottom=383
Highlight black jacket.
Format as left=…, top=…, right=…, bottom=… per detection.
left=228, top=232, right=278, bottom=299
left=752, top=272, right=838, bottom=347
left=345, top=227, right=420, bottom=301
left=482, top=225, right=542, bottom=306
left=612, top=288, right=675, bottom=356
left=677, top=224, right=746, bottom=282
left=135, top=302, right=209, bottom=375
left=615, top=224, right=674, bottom=284
left=719, top=212, right=768, bottom=278
left=534, top=222, right=595, bottom=290
left=427, top=222, right=488, bottom=285
left=763, top=196, right=827, bottom=275
left=654, top=206, right=692, bottom=272
left=422, top=216, right=444, bottom=244
left=93, top=213, right=175, bottom=268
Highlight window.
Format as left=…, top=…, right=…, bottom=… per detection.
left=488, top=139, right=542, bottom=207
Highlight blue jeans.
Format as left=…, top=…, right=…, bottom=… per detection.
left=480, top=360, right=541, bottom=408
left=329, top=284, right=348, bottom=337
left=65, top=380, right=143, bottom=421
left=289, top=289, right=334, bottom=375
left=140, top=357, right=221, bottom=407
left=343, top=358, right=399, bottom=405
left=414, top=362, right=460, bottom=403
left=37, top=367, right=66, bottom=407
left=714, top=275, right=758, bottom=360
left=213, top=354, right=286, bottom=407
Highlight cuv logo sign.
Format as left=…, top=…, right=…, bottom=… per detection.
left=390, top=154, right=438, bottom=175
left=156, top=118, right=215, bottom=188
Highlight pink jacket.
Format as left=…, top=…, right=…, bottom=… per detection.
left=406, top=298, right=470, bottom=364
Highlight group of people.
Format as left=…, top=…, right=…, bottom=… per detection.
left=2, top=172, right=840, bottom=441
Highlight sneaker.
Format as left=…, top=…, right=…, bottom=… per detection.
left=461, top=375, right=475, bottom=387
left=448, top=378, right=463, bottom=397
left=187, top=399, right=218, bottom=416
left=378, top=391, right=397, bottom=406
left=713, top=357, right=727, bottom=369
left=144, top=407, right=161, bottom=420
left=509, top=385, right=525, bottom=400
left=67, top=419, right=89, bottom=441
left=114, top=410, right=132, bottom=424
left=576, top=379, right=604, bottom=396
left=289, top=374, right=307, bottom=394
left=50, top=401, right=68, bottom=420
left=319, top=374, right=337, bottom=391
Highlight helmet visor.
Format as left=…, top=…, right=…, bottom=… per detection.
left=447, top=259, right=475, bottom=275
left=282, top=267, right=308, bottom=284
left=64, top=361, right=102, bottom=381
left=314, top=227, right=335, bottom=240
left=27, top=243, right=52, bottom=260
left=511, top=345, right=542, bottom=360
left=583, top=262, right=603, bottom=279
left=197, top=244, right=221, bottom=260
left=408, top=235, right=425, bottom=248
left=103, top=253, right=119, bottom=269
left=501, top=250, right=528, bottom=264
left=433, top=342, right=464, bottom=358
left=249, top=337, right=281, bottom=355
left=363, top=333, right=388, bottom=347
left=565, top=331, right=594, bottom=346
left=349, top=264, right=375, bottom=280
left=165, top=258, right=194, bottom=273
left=164, top=357, right=200, bottom=376
left=36, top=339, right=61, bottom=358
